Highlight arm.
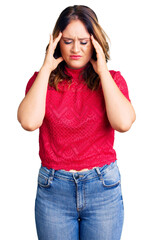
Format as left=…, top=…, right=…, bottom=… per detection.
left=90, top=35, right=136, bottom=132
left=17, top=32, right=63, bottom=131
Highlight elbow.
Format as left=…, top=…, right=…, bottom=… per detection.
left=20, top=122, right=40, bottom=131
left=18, top=117, right=42, bottom=131
left=17, top=108, right=43, bottom=131
left=116, top=123, right=132, bottom=133
left=115, top=112, right=136, bottom=133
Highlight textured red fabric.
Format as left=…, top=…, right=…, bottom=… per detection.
left=25, top=66, right=130, bottom=170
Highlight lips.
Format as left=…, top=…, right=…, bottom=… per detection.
left=70, top=55, right=82, bottom=60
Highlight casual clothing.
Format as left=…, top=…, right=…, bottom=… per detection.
left=25, top=65, right=130, bottom=239
left=35, top=161, right=124, bottom=240
left=25, top=66, right=130, bottom=171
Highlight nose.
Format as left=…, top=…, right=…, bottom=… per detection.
left=71, top=40, right=80, bottom=53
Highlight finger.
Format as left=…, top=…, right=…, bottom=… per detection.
left=57, top=31, right=62, bottom=41
left=47, top=34, right=53, bottom=52
left=49, top=33, right=53, bottom=44
left=56, top=56, right=64, bottom=65
left=90, top=35, right=99, bottom=45
left=53, top=32, right=62, bottom=49
left=91, top=35, right=102, bottom=52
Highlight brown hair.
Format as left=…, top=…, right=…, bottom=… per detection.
left=47, top=5, right=110, bottom=91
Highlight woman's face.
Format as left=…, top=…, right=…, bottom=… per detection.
left=60, top=19, right=93, bottom=69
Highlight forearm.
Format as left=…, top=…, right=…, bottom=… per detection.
left=17, top=32, right=63, bottom=131
left=99, top=69, right=136, bottom=132
left=17, top=66, right=51, bottom=131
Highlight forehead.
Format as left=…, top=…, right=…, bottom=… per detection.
left=62, top=19, right=90, bottom=38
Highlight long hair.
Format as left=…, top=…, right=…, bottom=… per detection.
left=46, top=5, right=110, bottom=91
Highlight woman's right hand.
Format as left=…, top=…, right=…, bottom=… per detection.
left=17, top=32, right=63, bottom=131
left=42, top=32, right=63, bottom=72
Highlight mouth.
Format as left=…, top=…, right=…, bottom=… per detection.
left=70, top=55, right=82, bottom=60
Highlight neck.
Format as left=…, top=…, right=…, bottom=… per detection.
left=65, top=62, right=90, bottom=72
left=64, top=64, right=88, bottom=80
left=65, top=64, right=88, bottom=70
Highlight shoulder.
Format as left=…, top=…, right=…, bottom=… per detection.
left=29, top=71, right=39, bottom=80
left=25, top=71, right=39, bottom=95
left=109, top=70, right=127, bottom=85
left=109, top=70, right=131, bottom=102
left=109, top=70, right=122, bottom=79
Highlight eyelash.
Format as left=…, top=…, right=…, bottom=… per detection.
left=64, top=41, right=88, bottom=45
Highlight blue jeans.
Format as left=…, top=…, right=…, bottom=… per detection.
left=35, top=161, right=124, bottom=240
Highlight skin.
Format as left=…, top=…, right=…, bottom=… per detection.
left=17, top=19, right=136, bottom=133
left=60, top=19, right=93, bottom=69
left=17, top=33, right=64, bottom=131
left=90, top=34, right=136, bottom=132
left=17, top=18, right=136, bottom=173
left=59, top=20, right=136, bottom=132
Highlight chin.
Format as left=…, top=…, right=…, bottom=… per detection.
left=66, top=61, right=88, bottom=69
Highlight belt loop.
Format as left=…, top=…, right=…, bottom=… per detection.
left=95, top=167, right=103, bottom=180
left=52, top=168, right=55, bottom=177
left=48, top=168, right=55, bottom=183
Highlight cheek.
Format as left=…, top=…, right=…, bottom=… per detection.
left=84, top=45, right=93, bottom=58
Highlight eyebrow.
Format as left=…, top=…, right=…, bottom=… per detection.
left=62, top=37, right=90, bottom=40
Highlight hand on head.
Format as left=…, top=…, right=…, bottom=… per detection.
left=42, top=32, right=64, bottom=73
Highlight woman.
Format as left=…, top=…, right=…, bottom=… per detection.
left=17, top=5, right=136, bottom=240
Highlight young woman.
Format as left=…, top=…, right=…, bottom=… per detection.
left=17, top=5, right=136, bottom=240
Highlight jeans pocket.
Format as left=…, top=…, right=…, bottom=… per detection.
left=37, top=167, right=52, bottom=188
left=102, top=164, right=121, bottom=188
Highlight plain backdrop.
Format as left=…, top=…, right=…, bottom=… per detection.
left=1, top=0, right=153, bottom=239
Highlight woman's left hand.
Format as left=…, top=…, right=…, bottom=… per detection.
left=90, top=36, right=136, bottom=132
left=90, top=35, right=108, bottom=76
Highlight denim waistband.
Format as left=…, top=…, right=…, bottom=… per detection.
left=40, top=161, right=117, bottom=182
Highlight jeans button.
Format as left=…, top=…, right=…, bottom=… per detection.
left=75, top=174, right=79, bottom=179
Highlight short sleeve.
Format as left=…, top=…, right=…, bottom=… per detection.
left=25, top=71, right=39, bottom=95
left=110, top=70, right=131, bottom=102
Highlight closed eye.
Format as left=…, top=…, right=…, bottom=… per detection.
left=80, top=42, right=88, bottom=45
left=64, top=41, right=72, bottom=44
left=64, top=41, right=88, bottom=45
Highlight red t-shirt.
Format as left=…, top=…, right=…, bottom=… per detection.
left=25, top=66, right=130, bottom=171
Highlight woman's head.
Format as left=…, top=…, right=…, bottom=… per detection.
left=59, top=19, right=93, bottom=69
left=48, top=5, right=110, bottom=91
left=53, top=5, right=110, bottom=66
